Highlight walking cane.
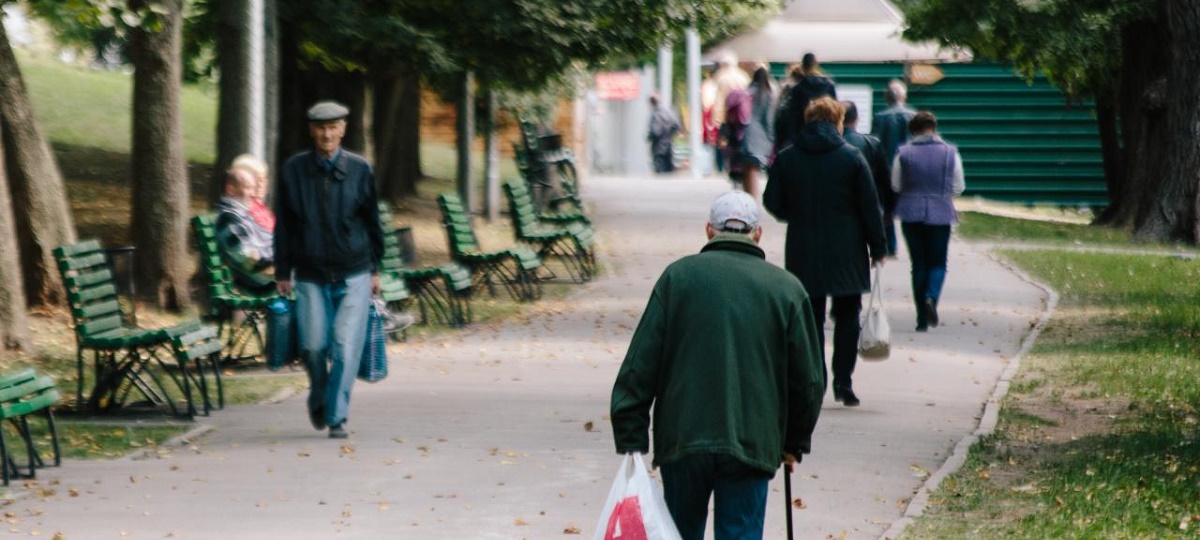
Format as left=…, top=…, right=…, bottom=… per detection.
left=783, top=462, right=794, bottom=540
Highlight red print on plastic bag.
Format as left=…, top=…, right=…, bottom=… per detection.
left=604, top=496, right=649, bottom=540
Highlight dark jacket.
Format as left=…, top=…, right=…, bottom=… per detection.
left=610, top=234, right=825, bottom=474
left=871, top=104, right=917, bottom=164
left=843, top=127, right=896, bottom=214
left=274, top=148, right=384, bottom=283
left=774, top=74, right=837, bottom=153
left=764, top=121, right=887, bottom=297
left=215, top=197, right=275, bottom=293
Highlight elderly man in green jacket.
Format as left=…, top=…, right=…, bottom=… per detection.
left=610, top=191, right=826, bottom=540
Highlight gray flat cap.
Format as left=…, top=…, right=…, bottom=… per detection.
left=307, top=100, right=349, bottom=122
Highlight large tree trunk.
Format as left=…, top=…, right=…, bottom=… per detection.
left=128, top=0, right=190, bottom=310
left=0, top=136, right=31, bottom=351
left=1148, top=0, right=1200, bottom=243
left=374, top=68, right=423, bottom=204
left=213, top=0, right=254, bottom=204
left=0, top=22, right=75, bottom=307
left=1109, top=11, right=1170, bottom=234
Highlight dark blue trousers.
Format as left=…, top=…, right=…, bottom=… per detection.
left=660, top=454, right=772, bottom=540
left=901, top=222, right=952, bottom=321
left=809, top=294, right=862, bottom=389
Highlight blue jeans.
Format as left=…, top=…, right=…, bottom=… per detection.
left=660, top=454, right=772, bottom=540
left=295, top=272, right=372, bottom=427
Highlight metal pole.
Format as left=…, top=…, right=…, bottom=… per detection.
left=686, top=27, right=703, bottom=179
left=658, top=45, right=673, bottom=110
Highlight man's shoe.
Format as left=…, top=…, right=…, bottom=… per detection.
left=837, top=386, right=861, bottom=407
left=308, top=406, right=326, bottom=431
left=328, top=424, right=348, bottom=439
left=925, top=298, right=939, bottom=328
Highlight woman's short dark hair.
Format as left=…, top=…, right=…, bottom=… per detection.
left=908, top=110, right=938, bottom=135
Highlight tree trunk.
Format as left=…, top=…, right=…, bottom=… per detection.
left=1109, top=12, right=1170, bottom=234
left=0, top=135, right=31, bottom=351
left=375, top=68, right=423, bottom=204
left=0, top=21, right=75, bottom=307
left=213, top=0, right=253, bottom=204
left=398, top=68, right=424, bottom=183
left=1148, top=0, right=1200, bottom=243
left=483, top=88, right=500, bottom=221
left=456, top=71, right=475, bottom=213
left=128, top=0, right=190, bottom=310
left=276, top=21, right=312, bottom=163
left=1091, top=93, right=1123, bottom=224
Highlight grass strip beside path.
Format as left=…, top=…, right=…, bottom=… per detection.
left=905, top=217, right=1200, bottom=539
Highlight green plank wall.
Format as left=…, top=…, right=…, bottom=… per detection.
left=772, top=62, right=1107, bottom=207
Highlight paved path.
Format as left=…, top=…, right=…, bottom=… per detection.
left=7, top=175, right=1047, bottom=539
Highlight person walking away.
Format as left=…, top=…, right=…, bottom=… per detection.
left=841, top=101, right=894, bottom=232
left=215, top=168, right=276, bottom=294
left=701, top=67, right=723, bottom=173
left=774, top=52, right=836, bottom=156
left=737, top=65, right=777, bottom=202
left=274, top=100, right=384, bottom=439
left=764, top=97, right=887, bottom=407
left=610, top=191, right=825, bottom=540
left=872, top=80, right=918, bottom=257
left=648, top=94, right=682, bottom=174
left=891, top=110, right=965, bottom=332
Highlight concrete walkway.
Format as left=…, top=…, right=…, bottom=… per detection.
left=6, top=174, right=1047, bottom=539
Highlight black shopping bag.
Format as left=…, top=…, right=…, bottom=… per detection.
left=265, top=298, right=297, bottom=371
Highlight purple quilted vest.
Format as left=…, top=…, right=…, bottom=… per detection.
left=894, top=138, right=958, bottom=225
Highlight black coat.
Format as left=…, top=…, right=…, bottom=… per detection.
left=843, top=127, right=896, bottom=214
left=764, top=121, right=887, bottom=297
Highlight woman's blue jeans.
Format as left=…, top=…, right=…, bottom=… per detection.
left=660, top=454, right=772, bottom=540
left=294, top=272, right=371, bottom=427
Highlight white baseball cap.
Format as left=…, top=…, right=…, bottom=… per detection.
left=709, top=191, right=760, bottom=233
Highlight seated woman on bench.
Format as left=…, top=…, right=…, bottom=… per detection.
left=215, top=168, right=276, bottom=294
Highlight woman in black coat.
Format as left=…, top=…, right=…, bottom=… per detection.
left=764, top=97, right=887, bottom=407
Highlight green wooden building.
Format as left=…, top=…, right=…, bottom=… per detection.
left=717, top=0, right=1108, bottom=207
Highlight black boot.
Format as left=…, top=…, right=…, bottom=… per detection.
left=925, top=298, right=939, bottom=328
left=915, top=300, right=928, bottom=332
left=835, top=385, right=860, bottom=407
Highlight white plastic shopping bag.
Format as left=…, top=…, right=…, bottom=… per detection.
left=593, top=453, right=682, bottom=540
left=858, top=264, right=891, bottom=360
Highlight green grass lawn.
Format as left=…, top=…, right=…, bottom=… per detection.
left=904, top=225, right=1200, bottom=538
left=958, top=211, right=1137, bottom=246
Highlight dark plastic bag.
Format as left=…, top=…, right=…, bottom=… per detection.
left=265, top=297, right=297, bottom=371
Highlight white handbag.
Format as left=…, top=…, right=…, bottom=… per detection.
left=858, top=264, right=891, bottom=361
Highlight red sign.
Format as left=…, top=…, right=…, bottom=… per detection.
left=596, top=72, right=641, bottom=101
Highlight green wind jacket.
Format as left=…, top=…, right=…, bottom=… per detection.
left=610, top=233, right=826, bottom=474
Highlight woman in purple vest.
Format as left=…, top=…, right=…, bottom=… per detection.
left=891, top=111, right=965, bottom=331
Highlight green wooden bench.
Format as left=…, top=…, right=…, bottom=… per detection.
left=502, top=180, right=598, bottom=283
left=191, top=214, right=278, bottom=365
left=0, top=369, right=61, bottom=485
left=168, top=325, right=225, bottom=416
left=378, top=203, right=475, bottom=327
left=437, top=193, right=543, bottom=302
left=54, top=240, right=207, bottom=417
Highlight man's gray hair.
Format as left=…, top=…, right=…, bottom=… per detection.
left=887, top=79, right=907, bottom=103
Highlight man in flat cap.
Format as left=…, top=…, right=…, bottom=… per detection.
left=609, top=191, right=825, bottom=539
left=274, top=100, right=384, bottom=439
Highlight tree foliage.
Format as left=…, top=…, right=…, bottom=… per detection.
left=900, top=0, right=1154, bottom=100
